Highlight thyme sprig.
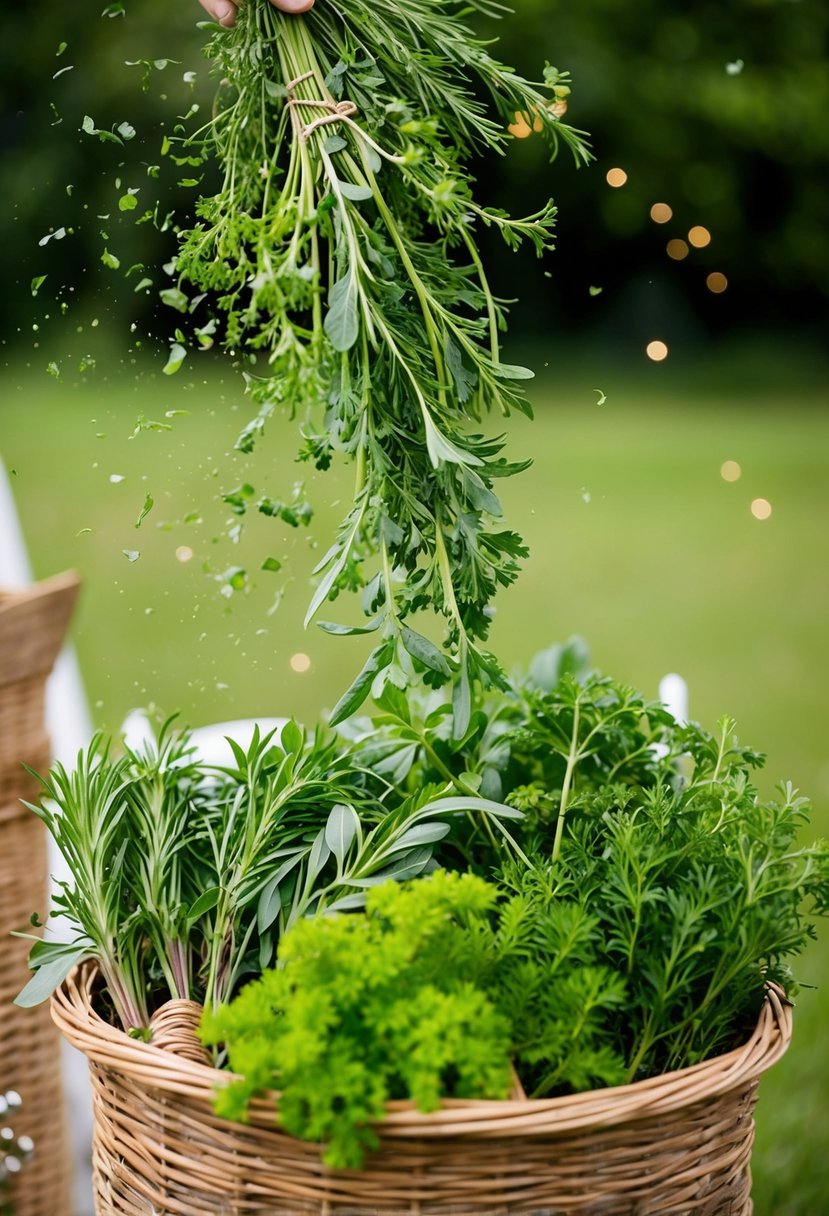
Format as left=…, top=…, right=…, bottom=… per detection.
left=170, top=0, right=588, bottom=732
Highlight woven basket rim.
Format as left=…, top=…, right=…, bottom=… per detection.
left=51, top=964, right=792, bottom=1140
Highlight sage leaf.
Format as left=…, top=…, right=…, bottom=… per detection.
left=15, top=945, right=91, bottom=1008
left=187, top=886, right=222, bottom=922
left=325, top=803, right=360, bottom=864
left=324, top=270, right=360, bottom=352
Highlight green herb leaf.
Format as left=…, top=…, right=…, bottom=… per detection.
left=187, top=887, right=222, bottom=922
left=135, top=493, right=154, bottom=528
left=163, top=342, right=187, bottom=376
left=324, top=270, right=360, bottom=352
left=329, top=642, right=393, bottom=726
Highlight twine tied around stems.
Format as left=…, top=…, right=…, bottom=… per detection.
left=286, top=71, right=358, bottom=141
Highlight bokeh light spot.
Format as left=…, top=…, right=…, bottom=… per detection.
left=290, top=652, right=312, bottom=673
left=707, top=271, right=728, bottom=293
left=646, top=341, right=669, bottom=362
left=751, top=498, right=772, bottom=521
left=175, top=546, right=194, bottom=563
left=606, top=167, right=628, bottom=188
left=666, top=239, right=689, bottom=261
left=688, top=225, right=712, bottom=248
left=720, top=460, right=742, bottom=482
left=650, top=202, right=673, bottom=224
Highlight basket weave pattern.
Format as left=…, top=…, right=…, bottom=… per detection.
left=53, top=966, right=792, bottom=1216
left=0, top=574, right=79, bottom=1216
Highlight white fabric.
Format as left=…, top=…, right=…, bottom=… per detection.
left=0, top=457, right=94, bottom=1215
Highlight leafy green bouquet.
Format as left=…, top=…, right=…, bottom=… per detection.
left=18, top=0, right=829, bottom=1177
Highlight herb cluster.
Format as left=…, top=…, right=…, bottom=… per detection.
left=196, top=651, right=828, bottom=1161
left=164, top=0, right=588, bottom=731
left=17, top=718, right=519, bottom=1026
left=201, top=871, right=514, bottom=1167
left=20, top=0, right=829, bottom=1182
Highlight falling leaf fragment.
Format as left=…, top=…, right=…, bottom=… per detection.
left=135, top=494, right=154, bottom=528
left=588, top=286, right=603, bottom=297
left=594, top=389, right=607, bottom=405
left=163, top=343, right=187, bottom=376
left=122, top=549, right=141, bottom=563
left=39, top=228, right=67, bottom=247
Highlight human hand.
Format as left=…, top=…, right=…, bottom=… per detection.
left=198, top=0, right=314, bottom=28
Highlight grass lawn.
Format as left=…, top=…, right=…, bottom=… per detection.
left=2, top=348, right=828, bottom=1213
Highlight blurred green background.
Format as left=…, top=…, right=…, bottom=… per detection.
left=2, top=1, right=828, bottom=1213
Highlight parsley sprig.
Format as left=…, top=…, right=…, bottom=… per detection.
left=172, top=0, right=588, bottom=733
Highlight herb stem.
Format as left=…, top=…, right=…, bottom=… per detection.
left=552, top=698, right=581, bottom=863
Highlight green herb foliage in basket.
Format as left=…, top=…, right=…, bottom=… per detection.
left=15, top=717, right=521, bottom=1025
left=200, top=650, right=829, bottom=1164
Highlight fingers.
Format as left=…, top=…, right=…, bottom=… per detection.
left=197, top=0, right=315, bottom=25
left=198, top=0, right=238, bottom=26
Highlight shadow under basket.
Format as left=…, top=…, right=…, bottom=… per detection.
left=52, top=967, right=792, bottom=1216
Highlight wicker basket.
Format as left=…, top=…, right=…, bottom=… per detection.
left=1, top=573, right=79, bottom=1216
left=53, top=965, right=792, bottom=1216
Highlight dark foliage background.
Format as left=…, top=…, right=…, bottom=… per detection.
left=1, top=0, right=827, bottom=356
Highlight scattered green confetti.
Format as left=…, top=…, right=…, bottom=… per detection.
left=589, top=285, right=603, bottom=297
left=261, top=557, right=282, bottom=573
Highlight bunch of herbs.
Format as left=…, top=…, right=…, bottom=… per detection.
left=204, top=687, right=829, bottom=1158
left=162, top=0, right=588, bottom=732
left=17, top=718, right=522, bottom=1029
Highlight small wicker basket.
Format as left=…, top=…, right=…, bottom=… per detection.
left=53, top=965, right=791, bottom=1216
left=0, top=572, right=79, bottom=1216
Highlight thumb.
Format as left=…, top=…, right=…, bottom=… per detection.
left=272, top=0, right=315, bottom=12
